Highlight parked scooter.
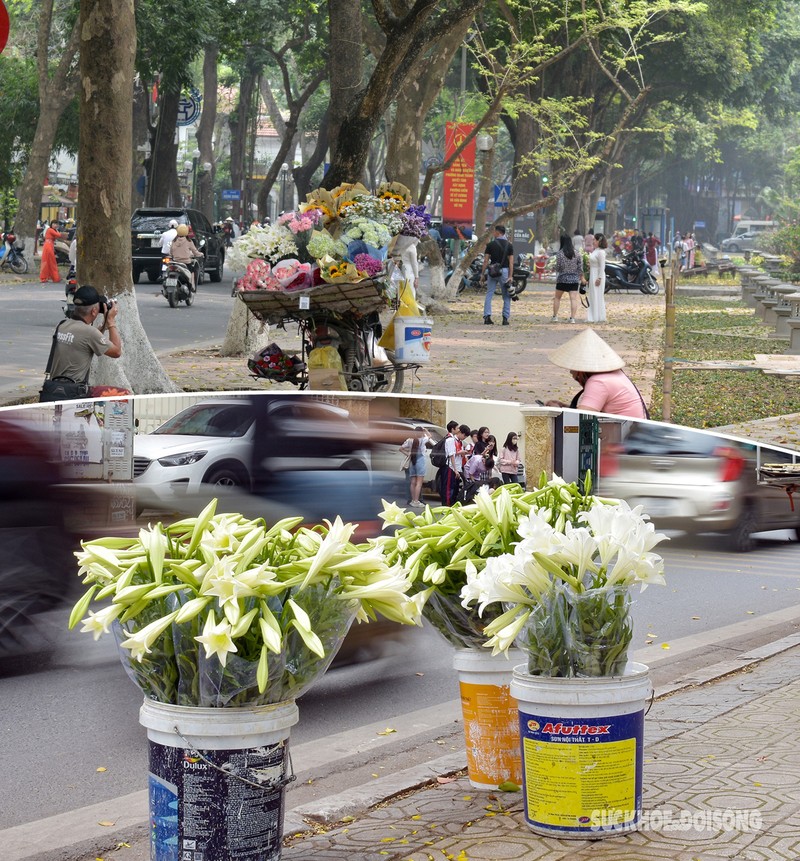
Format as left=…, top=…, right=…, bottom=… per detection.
left=453, top=255, right=484, bottom=294
left=62, top=266, right=79, bottom=317
left=604, top=250, right=659, bottom=294
left=0, top=232, right=28, bottom=274
left=161, top=256, right=196, bottom=307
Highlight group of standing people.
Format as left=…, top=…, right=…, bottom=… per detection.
left=552, top=232, right=609, bottom=325
left=399, top=422, right=523, bottom=508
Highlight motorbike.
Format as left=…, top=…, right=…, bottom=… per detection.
left=452, top=253, right=530, bottom=299
left=604, top=250, right=659, bottom=294
left=53, top=237, right=72, bottom=266
left=160, top=256, right=197, bottom=307
left=62, top=265, right=79, bottom=317
left=0, top=232, right=29, bottom=274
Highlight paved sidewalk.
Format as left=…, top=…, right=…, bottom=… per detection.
left=41, top=638, right=799, bottom=861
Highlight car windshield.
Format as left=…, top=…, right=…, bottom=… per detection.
left=154, top=404, right=253, bottom=437
left=621, top=424, right=728, bottom=457
left=131, top=213, right=189, bottom=232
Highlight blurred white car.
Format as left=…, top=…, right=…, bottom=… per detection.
left=134, top=398, right=369, bottom=507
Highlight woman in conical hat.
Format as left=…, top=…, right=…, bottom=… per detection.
left=545, top=328, right=649, bottom=418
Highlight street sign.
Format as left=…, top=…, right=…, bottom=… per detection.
left=494, top=184, right=511, bottom=207
left=597, top=196, right=607, bottom=212
left=177, top=90, right=201, bottom=127
left=221, top=189, right=241, bottom=201
left=694, top=220, right=706, bottom=228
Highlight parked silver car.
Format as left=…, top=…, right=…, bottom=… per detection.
left=599, top=423, right=800, bottom=551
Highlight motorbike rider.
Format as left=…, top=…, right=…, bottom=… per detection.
left=544, top=328, right=649, bottom=419
left=169, top=224, right=203, bottom=288
left=159, top=219, right=179, bottom=255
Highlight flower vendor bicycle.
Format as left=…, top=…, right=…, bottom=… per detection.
left=237, top=276, right=415, bottom=393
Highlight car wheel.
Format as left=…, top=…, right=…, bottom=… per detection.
left=203, top=465, right=245, bottom=488
left=727, top=244, right=739, bottom=253
left=209, top=252, right=224, bottom=283
left=147, top=269, right=161, bottom=283
left=339, top=459, right=368, bottom=470
left=728, top=503, right=758, bottom=552
left=132, top=269, right=141, bottom=284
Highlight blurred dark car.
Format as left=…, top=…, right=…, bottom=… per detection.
left=0, top=416, right=75, bottom=658
left=599, top=423, right=800, bottom=551
left=131, top=207, right=225, bottom=284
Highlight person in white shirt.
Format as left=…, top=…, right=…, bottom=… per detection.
left=160, top=220, right=179, bottom=255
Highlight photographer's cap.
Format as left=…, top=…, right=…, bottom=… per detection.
left=72, top=285, right=102, bottom=306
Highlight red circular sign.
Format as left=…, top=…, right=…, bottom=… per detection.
left=0, top=2, right=9, bottom=55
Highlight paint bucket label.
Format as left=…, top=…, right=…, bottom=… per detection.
left=460, top=680, right=522, bottom=789
left=148, top=739, right=288, bottom=861
left=518, top=708, right=644, bottom=835
left=394, top=317, right=433, bottom=363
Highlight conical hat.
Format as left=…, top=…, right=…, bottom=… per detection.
left=548, top=328, right=626, bottom=372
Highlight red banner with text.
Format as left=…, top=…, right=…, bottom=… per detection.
left=0, top=2, right=9, bottom=55
left=442, top=122, right=476, bottom=233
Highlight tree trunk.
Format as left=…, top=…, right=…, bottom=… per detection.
left=79, top=0, right=177, bottom=394
left=385, top=19, right=471, bottom=198
left=14, top=3, right=80, bottom=253
left=146, top=85, right=181, bottom=207
left=132, top=80, right=150, bottom=209
left=324, top=0, right=484, bottom=189
left=196, top=45, right=219, bottom=222
left=220, top=299, right=273, bottom=357
left=229, top=67, right=257, bottom=223
left=327, top=0, right=363, bottom=156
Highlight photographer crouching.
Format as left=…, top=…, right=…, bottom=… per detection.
left=40, top=285, right=124, bottom=402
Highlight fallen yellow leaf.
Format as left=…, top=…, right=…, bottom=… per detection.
left=96, top=767, right=107, bottom=773
left=377, top=727, right=397, bottom=736
left=97, top=821, right=115, bottom=827
left=661, top=643, right=670, bottom=650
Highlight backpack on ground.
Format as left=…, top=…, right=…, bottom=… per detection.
left=429, top=436, right=449, bottom=468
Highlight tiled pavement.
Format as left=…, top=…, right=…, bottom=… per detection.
left=280, top=649, right=800, bottom=861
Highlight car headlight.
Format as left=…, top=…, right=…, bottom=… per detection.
left=157, top=450, right=208, bottom=467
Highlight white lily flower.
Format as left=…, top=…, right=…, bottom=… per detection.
left=80, top=604, right=123, bottom=640
left=119, top=611, right=178, bottom=661
left=194, top=611, right=238, bottom=667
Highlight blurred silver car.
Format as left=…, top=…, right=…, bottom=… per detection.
left=599, top=423, right=800, bottom=551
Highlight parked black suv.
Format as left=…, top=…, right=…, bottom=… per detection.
left=131, top=207, right=225, bottom=284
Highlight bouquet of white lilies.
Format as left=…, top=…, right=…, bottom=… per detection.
left=460, top=476, right=667, bottom=677
left=377, top=475, right=666, bottom=677
left=69, top=500, right=420, bottom=706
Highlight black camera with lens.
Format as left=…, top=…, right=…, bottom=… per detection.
left=98, top=296, right=114, bottom=314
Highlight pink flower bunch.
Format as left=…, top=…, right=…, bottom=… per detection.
left=278, top=209, right=323, bottom=235
left=236, top=258, right=280, bottom=291
left=353, top=253, right=383, bottom=278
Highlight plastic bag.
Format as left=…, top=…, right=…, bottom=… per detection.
left=307, top=345, right=347, bottom=390
left=379, top=282, right=422, bottom=350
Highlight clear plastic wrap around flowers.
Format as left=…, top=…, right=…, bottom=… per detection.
left=514, top=582, right=633, bottom=678
left=113, top=583, right=359, bottom=707
left=422, top=590, right=506, bottom=651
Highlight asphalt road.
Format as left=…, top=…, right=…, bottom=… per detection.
left=0, top=276, right=241, bottom=402
left=1, top=532, right=798, bottom=830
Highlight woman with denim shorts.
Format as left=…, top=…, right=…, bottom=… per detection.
left=400, top=427, right=431, bottom=507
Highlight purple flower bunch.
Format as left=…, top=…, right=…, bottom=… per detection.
left=400, top=204, right=431, bottom=238
left=353, top=253, right=384, bottom=278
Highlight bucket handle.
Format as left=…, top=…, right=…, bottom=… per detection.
left=644, top=687, right=655, bottom=717
left=173, top=726, right=297, bottom=791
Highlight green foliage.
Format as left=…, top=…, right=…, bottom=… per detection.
left=764, top=223, right=800, bottom=272
left=652, top=296, right=800, bottom=427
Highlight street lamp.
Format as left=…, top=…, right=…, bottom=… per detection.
left=475, top=133, right=495, bottom=230
left=280, top=163, right=289, bottom=214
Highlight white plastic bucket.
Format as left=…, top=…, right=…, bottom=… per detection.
left=394, top=316, right=433, bottom=363
left=140, top=699, right=299, bottom=861
left=453, top=648, right=524, bottom=789
left=510, top=662, right=651, bottom=838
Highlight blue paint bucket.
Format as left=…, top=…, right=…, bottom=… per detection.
left=510, top=662, right=650, bottom=838
left=139, top=700, right=299, bottom=861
